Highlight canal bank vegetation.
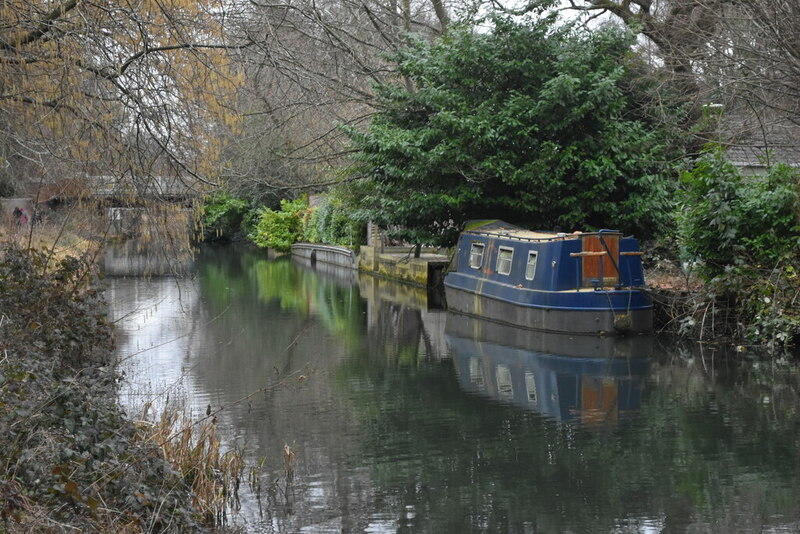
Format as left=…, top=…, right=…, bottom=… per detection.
left=203, top=189, right=366, bottom=253
left=655, top=148, right=800, bottom=350
left=344, top=19, right=688, bottom=246
left=0, top=3, right=798, bottom=528
left=0, top=2, right=798, bottom=460
left=0, top=245, right=251, bottom=532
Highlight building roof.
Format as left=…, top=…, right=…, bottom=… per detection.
left=719, top=111, right=800, bottom=169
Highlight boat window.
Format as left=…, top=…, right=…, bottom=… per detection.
left=525, top=251, right=538, bottom=281
left=469, top=243, right=485, bottom=269
left=496, top=247, right=513, bottom=275
left=525, top=372, right=537, bottom=403
left=469, top=357, right=485, bottom=390
left=496, top=365, right=513, bottom=398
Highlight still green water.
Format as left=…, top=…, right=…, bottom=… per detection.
left=107, top=245, right=800, bottom=533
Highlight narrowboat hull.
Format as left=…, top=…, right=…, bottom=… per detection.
left=444, top=282, right=653, bottom=335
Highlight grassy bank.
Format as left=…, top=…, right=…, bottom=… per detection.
left=0, top=244, right=240, bottom=532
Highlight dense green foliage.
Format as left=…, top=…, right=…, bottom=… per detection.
left=679, top=148, right=800, bottom=278
left=346, top=18, right=689, bottom=246
left=677, top=147, right=800, bottom=347
left=201, top=192, right=253, bottom=242
left=201, top=187, right=366, bottom=251
left=304, top=187, right=366, bottom=247
left=249, top=197, right=309, bottom=252
left=0, top=247, right=199, bottom=531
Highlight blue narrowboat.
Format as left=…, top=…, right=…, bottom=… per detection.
left=444, top=221, right=653, bottom=335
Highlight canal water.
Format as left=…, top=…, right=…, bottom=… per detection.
left=107, top=245, right=800, bottom=533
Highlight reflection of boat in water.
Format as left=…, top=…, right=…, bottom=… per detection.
left=446, top=315, right=652, bottom=424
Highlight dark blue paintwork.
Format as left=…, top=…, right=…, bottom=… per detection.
left=444, top=223, right=653, bottom=333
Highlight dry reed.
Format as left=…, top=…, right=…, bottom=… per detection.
left=137, top=407, right=246, bottom=527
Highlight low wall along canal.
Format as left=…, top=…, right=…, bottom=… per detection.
left=290, top=242, right=357, bottom=270
left=291, top=242, right=451, bottom=289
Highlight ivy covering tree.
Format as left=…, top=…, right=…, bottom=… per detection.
left=346, top=17, right=690, bottom=246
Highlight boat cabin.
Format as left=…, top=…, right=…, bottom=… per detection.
left=453, top=223, right=646, bottom=291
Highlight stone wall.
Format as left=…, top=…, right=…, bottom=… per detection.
left=358, top=245, right=450, bottom=288
left=292, top=243, right=452, bottom=289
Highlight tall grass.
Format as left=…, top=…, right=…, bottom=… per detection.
left=138, top=407, right=246, bottom=527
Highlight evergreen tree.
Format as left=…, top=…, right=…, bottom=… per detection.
left=346, top=17, right=690, bottom=246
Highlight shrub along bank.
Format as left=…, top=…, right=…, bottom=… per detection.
left=203, top=189, right=366, bottom=252
left=0, top=246, right=208, bottom=532
left=664, top=148, right=800, bottom=350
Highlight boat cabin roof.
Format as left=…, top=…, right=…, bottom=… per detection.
left=463, top=220, right=620, bottom=242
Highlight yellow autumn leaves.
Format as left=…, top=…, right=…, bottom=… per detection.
left=0, top=0, right=242, bottom=183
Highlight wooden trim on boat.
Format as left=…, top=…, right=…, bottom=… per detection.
left=569, top=251, right=607, bottom=257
